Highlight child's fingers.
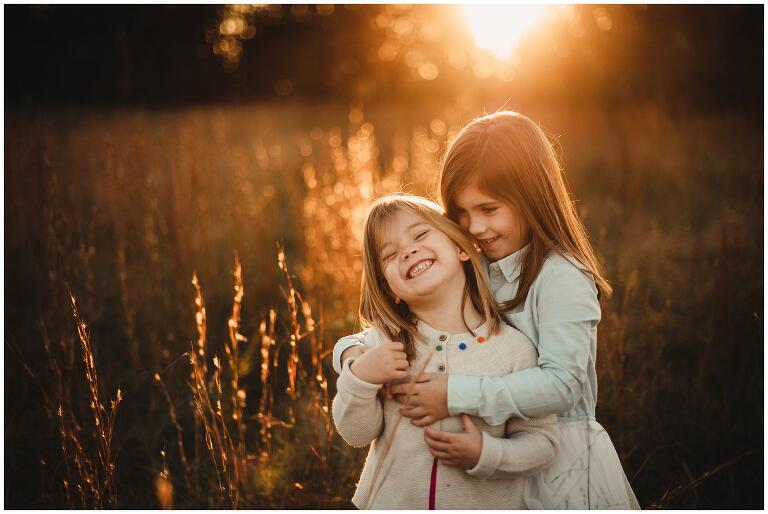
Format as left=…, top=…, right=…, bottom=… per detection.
left=410, top=415, right=436, bottom=427
left=391, top=370, right=410, bottom=381
left=389, top=381, right=421, bottom=395
left=399, top=405, right=426, bottom=418
left=390, top=350, right=407, bottom=360
left=427, top=447, right=452, bottom=460
left=390, top=393, right=406, bottom=404
left=424, top=434, right=452, bottom=452
left=394, top=358, right=409, bottom=370
left=423, top=427, right=455, bottom=443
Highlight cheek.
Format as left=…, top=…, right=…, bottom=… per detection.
left=382, top=264, right=402, bottom=288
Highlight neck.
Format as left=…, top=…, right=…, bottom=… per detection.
left=409, top=283, right=484, bottom=334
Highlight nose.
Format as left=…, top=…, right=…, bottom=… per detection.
left=467, top=214, right=486, bottom=236
left=400, top=247, right=418, bottom=261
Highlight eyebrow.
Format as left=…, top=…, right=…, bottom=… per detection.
left=378, top=221, right=430, bottom=253
left=458, top=201, right=499, bottom=210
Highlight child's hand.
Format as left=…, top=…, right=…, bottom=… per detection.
left=349, top=341, right=409, bottom=384
left=424, top=414, right=482, bottom=469
left=391, top=372, right=449, bottom=425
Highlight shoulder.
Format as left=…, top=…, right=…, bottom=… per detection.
left=363, top=326, right=388, bottom=347
left=535, top=251, right=600, bottom=319
left=537, top=251, right=598, bottom=294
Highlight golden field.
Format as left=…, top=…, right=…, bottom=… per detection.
left=4, top=100, right=762, bottom=508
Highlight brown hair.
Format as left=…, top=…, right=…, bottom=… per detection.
left=440, top=111, right=612, bottom=312
left=359, top=194, right=503, bottom=362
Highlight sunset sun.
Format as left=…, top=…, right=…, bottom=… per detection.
left=461, top=5, right=550, bottom=59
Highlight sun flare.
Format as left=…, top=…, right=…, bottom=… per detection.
left=461, top=5, right=550, bottom=59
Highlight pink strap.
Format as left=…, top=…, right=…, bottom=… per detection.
left=429, top=457, right=438, bottom=510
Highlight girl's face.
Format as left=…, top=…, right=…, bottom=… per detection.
left=454, top=183, right=530, bottom=262
left=377, top=209, right=469, bottom=306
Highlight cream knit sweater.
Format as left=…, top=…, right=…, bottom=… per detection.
left=332, top=321, right=559, bottom=510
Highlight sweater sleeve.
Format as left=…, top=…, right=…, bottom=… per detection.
left=466, top=414, right=559, bottom=480
left=332, top=330, right=369, bottom=374
left=331, top=353, right=385, bottom=448
left=448, top=258, right=600, bottom=424
left=466, top=337, right=560, bottom=479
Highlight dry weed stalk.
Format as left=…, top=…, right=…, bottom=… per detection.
left=224, top=252, right=248, bottom=488
left=277, top=244, right=301, bottom=418
left=40, top=323, right=82, bottom=507
left=256, top=309, right=277, bottom=460
left=299, top=297, right=330, bottom=432
left=187, top=263, right=253, bottom=509
left=67, top=291, right=123, bottom=508
left=191, top=272, right=208, bottom=374
left=190, top=271, right=208, bottom=488
left=188, top=344, right=229, bottom=505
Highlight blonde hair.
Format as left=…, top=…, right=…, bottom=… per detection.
left=440, top=111, right=612, bottom=312
left=359, top=194, right=502, bottom=362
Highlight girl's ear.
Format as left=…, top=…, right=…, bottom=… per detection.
left=458, top=248, right=471, bottom=262
left=394, top=296, right=401, bottom=305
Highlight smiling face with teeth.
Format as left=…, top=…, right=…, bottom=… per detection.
left=377, top=209, right=470, bottom=307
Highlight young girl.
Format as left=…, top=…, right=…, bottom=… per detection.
left=335, top=112, right=640, bottom=509
left=332, top=194, right=559, bottom=509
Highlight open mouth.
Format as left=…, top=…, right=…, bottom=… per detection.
left=479, top=236, right=500, bottom=245
left=406, top=259, right=434, bottom=279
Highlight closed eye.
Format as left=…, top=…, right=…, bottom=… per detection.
left=481, top=206, right=498, bottom=214
left=382, top=251, right=397, bottom=262
left=415, top=229, right=430, bottom=240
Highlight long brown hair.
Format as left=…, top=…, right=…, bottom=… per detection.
left=359, top=194, right=503, bottom=362
left=440, top=111, right=612, bottom=312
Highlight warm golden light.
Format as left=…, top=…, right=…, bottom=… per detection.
left=461, top=5, right=550, bottom=59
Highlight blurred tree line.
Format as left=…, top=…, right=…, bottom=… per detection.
left=5, top=4, right=762, bottom=115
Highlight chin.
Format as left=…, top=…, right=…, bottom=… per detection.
left=402, top=276, right=445, bottom=300
left=483, top=248, right=501, bottom=261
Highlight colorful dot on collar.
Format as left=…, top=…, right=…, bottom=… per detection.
left=458, top=342, right=467, bottom=350
left=436, top=345, right=443, bottom=351
left=476, top=336, right=486, bottom=343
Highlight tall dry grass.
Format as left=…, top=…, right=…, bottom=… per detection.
left=4, top=102, right=762, bottom=508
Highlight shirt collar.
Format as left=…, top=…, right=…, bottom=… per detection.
left=487, top=243, right=529, bottom=283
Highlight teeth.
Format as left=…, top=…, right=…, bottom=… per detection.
left=407, top=260, right=433, bottom=279
left=480, top=236, right=499, bottom=244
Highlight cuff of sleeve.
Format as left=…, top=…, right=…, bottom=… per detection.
left=447, top=374, right=483, bottom=417
left=333, top=339, right=365, bottom=374
left=466, top=432, right=502, bottom=479
left=337, top=358, right=381, bottom=399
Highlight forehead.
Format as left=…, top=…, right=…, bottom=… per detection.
left=453, top=182, right=500, bottom=208
left=377, top=209, right=428, bottom=245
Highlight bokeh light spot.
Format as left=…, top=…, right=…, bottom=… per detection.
left=418, top=62, right=439, bottom=80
